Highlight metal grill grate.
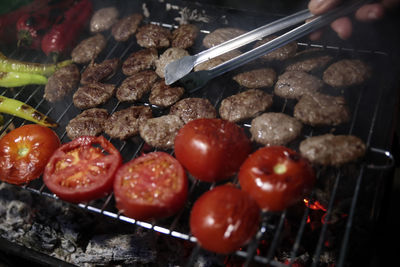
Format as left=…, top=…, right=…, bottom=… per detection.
left=0, top=0, right=396, bottom=266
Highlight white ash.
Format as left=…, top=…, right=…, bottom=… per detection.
left=142, top=3, right=150, bottom=18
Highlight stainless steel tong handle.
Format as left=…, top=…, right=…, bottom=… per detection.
left=173, top=0, right=370, bottom=92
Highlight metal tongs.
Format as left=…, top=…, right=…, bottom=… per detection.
left=164, top=0, right=370, bottom=92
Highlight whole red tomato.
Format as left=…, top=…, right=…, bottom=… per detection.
left=114, top=151, right=188, bottom=221
left=43, top=136, right=122, bottom=203
left=190, top=185, right=260, bottom=254
left=174, top=118, right=251, bottom=182
left=0, top=124, right=60, bottom=185
left=238, top=146, right=315, bottom=212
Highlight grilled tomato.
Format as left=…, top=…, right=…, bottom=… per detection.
left=43, top=135, right=122, bottom=203
left=113, top=151, right=188, bottom=221
left=0, top=124, right=60, bottom=185
left=174, top=118, right=251, bottom=182
left=190, top=184, right=260, bottom=254
left=238, top=146, right=315, bottom=211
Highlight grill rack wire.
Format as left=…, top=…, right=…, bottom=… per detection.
left=0, top=1, right=396, bottom=266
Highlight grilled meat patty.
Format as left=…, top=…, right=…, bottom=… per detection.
left=111, top=13, right=143, bottom=42
left=202, top=27, right=245, bottom=48
left=149, top=81, right=185, bottom=107
left=122, top=48, right=158, bottom=76
left=155, top=47, right=190, bottom=78
left=274, top=70, right=324, bottom=99
left=116, top=70, right=158, bottom=102
left=232, top=68, right=276, bottom=88
left=299, top=134, right=366, bottom=166
left=139, top=114, right=184, bottom=149
left=285, top=55, right=333, bottom=73
left=90, top=7, right=119, bottom=33
left=44, top=64, right=80, bottom=103
left=71, top=34, right=107, bottom=64
left=136, top=24, right=171, bottom=49
left=250, top=112, right=302, bottom=146
left=73, top=82, right=116, bottom=109
left=254, top=36, right=297, bottom=61
left=294, top=93, right=350, bottom=126
left=323, top=59, right=371, bottom=87
left=171, top=24, right=199, bottom=49
left=104, top=105, right=152, bottom=140
left=194, top=50, right=242, bottom=71
left=219, top=89, right=273, bottom=123
left=169, top=97, right=217, bottom=124
left=80, top=58, right=120, bottom=85
left=66, top=108, right=108, bottom=140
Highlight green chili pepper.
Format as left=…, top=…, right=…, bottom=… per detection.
left=0, top=95, right=58, bottom=127
left=0, top=52, right=72, bottom=77
left=0, top=71, right=48, bottom=87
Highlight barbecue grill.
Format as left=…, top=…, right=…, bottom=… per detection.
left=1, top=0, right=399, bottom=266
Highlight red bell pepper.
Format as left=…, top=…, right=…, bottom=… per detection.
left=41, top=0, right=93, bottom=59
left=16, top=0, right=75, bottom=50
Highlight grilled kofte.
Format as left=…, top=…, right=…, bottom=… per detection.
left=73, top=82, right=116, bottom=109
left=169, top=98, right=217, bottom=124
left=171, top=24, right=199, bottom=49
left=232, top=68, right=276, bottom=88
left=116, top=70, right=158, bottom=102
left=44, top=64, right=80, bottom=103
left=202, top=27, right=245, bottom=48
left=323, top=59, right=371, bottom=87
left=66, top=108, right=108, bottom=140
left=90, top=7, right=119, bottom=33
left=149, top=81, right=185, bottom=108
left=71, top=34, right=107, bottom=64
left=155, top=48, right=190, bottom=78
left=274, top=70, right=324, bottom=99
left=136, top=24, right=171, bottom=49
left=122, top=48, right=158, bottom=76
left=111, top=13, right=143, bottom=42
left=254, top=35, right=297, bottom=62
left=80, top=58, right=120, bottom=85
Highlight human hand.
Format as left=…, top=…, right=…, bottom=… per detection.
left=308, top=0, right=400, bottom=40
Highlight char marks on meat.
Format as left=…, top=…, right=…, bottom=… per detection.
left=136, top=24, right=171, bottom=49
left=111, top=13, right=143, bottom=42
left=202, top=27, right=245, bottom=48
left=139, top=115, right=184, bottom=149
left=44, top=64, right=80, bottom=103
left=90, top=7, right=119, bottom=33
left=81, top=58, right=120, bottom=85
left=194, top=50, right=242, bottom=71
left=294, top=93, right=350, bottom=126
left=299, top=134, right=366, bottom=166
left=71, top=34, right=107, bottom=64
left=285, top=55, right=333, bottom=72
left=233, top=68, right=276, bottom=88
left=66, top=108, right=108, bottom=140
left=219, top=89, right=273, bottom=122
left=254, top=36, right=297, bottom=61
left=116, top=70, right=158, bottom=102
left=274, top=70, right=324, bottom=99
left=73, top=82, right=116, bottom=109
left=250, top=112, right=302, bottom=146
left=323, top=59, right=371, bottom=87
left=122, top=48, right=158, bottom=76
left=149, top=81, right=185, bottom=107
left=169, top=97, right=217, bottom=124
left=104, top=105, right=152, bottom=140
left=171, top=24, right=199, bottom=49
left=155, top=48, right=190, bottom=78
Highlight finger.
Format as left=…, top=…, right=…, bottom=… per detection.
left=309, top=29, right=324, bottom=41
left=355, top=4, right=385, bottom=21
left=308, top=0, right=343, bottom=15
left=330, top=17, right=353, bottom=40
left=382, top=0, right=400, bottom=8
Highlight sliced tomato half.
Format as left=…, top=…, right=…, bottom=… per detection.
left=43, top=135, right=122, bottom=203
left=113, top=151, right=188, bottom=221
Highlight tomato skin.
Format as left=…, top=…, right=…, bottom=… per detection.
left=174, top=118, right=251, bottom=182
left=114, top=151, right=188, bottom=221
left=43, top=136, right=122, bottom=203
left=238, top=146, right=315, bottom=212
left=190, top=185, right=260, bottom=254
left=0, top=124, right=60, bottom=185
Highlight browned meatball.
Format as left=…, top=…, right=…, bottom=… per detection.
left=116, top=70, right=158, bottom=102
left=299, top=134, right=366, bottom=166
left=71, top=34, right=107, bottom=64
left=202, top=27, right=245, bottom=48
left=172, top=24, right=199, bottom=49
left=136, top=24, right=171, bottom=49
left=44, top=64, right=80, bottom=103
left=122, top=48, right=158, bottom=76
left=323, top=59, right=371, bottom=87
left=250, top=112, right=302, bottom=146
left=194, top=50, right=242, bottom=71
left=294, top=93, right=350, bottom=126
left=111, top=13, right=143, bottom=42
left=73, top=82, right=115, bottom=109
left=169, top=97, right=217, bottom=124
left=285, top=55, right=333, bottom=72
left=149, top=81, right=185, bottom=108
left=66, top=108, right=108, bottom=140
left=80, top=58, right=120, bottom=85
left=219, top=89, right=273, bottom=122
left=254, top=36, right=297, bottom=61
left=90, top=7, right=119, bottom=33
left=274, top=71, right=324, bottom=99
left=233, top=68, right=276, bottom=88
left=155, top=48, right=190, bottom=78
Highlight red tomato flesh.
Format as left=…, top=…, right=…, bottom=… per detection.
left=238, top=146, right=316, bottom=211
left=43, top=136, right=122, bottom=203
left=0, top=124, right=60, bottom=185
left=174, top=118, right=251, bottom=182
left=113, top=151, right=188, bottom=221
left=190, top=185, right=260, bottom=254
